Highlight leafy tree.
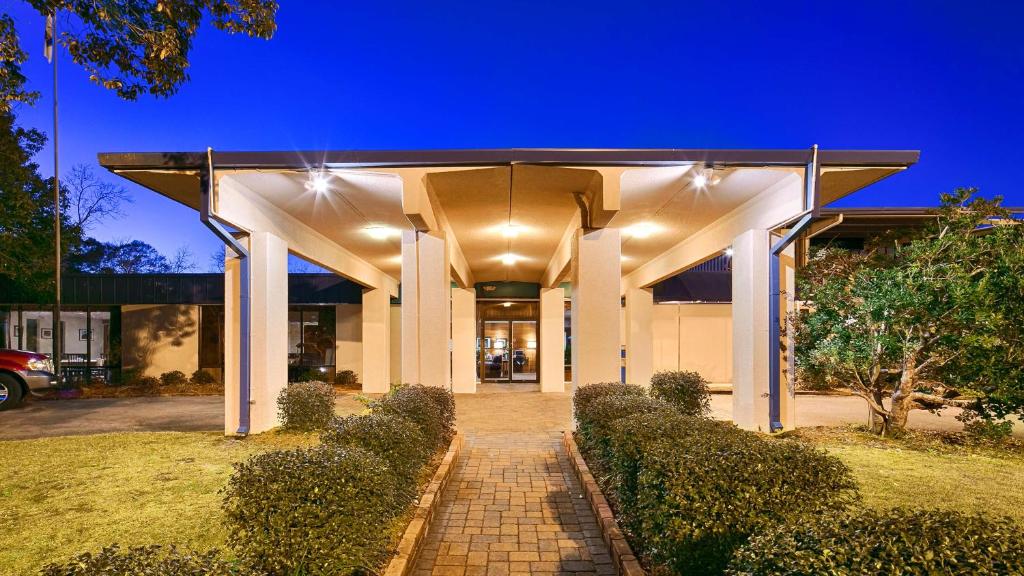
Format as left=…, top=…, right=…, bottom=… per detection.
left=2, top=1, right=277, bottom=110
left=67, top=238, right=187, bottom=273
left=0, top=112, right=79, bottom=302
left=795, top=189, right=1024, bottom=435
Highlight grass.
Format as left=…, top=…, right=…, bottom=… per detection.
left=0, top=430, right=318, bottom=575
left=789, top=426, right=1024, bottom=523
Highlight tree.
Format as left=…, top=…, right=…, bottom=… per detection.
left=795, top=189, right=1024, bottom=436
left=168, top=245, right=197, bottom=272
left=2, top=1, right=277, bottom=110
left=65, top=163, right=132, bottom=232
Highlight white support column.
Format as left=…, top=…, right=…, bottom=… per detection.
left=732, top=229, right=770, bottom=432
left=335, top=304, right=361, bottom=384
left=223, top=244, right=243, bottom=436
left=451, top=287, right=477, bottom=393
left=361, top=288, right=391, bottom=393
left=249, top=231, right=289, bottom=433
left=401, top=230, right=451, bottom=388
left=624, top=287, right=654, bottom=387
left=571, top=228, right=622, bottom=391
left=539, top=287, right=566, bottom=393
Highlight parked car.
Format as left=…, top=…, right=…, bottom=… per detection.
left=0, top=350, right=59, bottom=410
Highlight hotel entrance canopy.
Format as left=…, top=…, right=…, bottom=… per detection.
left=99, top=147, right=919, bottom=436
left=99, top=148, right=918, bottom=291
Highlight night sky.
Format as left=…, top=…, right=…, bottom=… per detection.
left=6, top=1, right=1023, bottom=270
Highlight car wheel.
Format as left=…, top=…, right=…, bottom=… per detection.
left=0, top=373, right=24, bottom=410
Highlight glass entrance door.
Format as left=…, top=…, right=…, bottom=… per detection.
left=477, top=300, right=540, bottom=384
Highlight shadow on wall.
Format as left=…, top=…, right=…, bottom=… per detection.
left=121, top=304, right=199, bottom=376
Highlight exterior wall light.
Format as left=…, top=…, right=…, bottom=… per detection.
left=724, top=247, right=734, bottom=257
left=527, top=341, right=537, bottom=349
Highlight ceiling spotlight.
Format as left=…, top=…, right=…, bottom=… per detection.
left=501, top=224, right=521, bottom=238
left=502, top=302, right=513, bottom=308
left=500, top=253, right=520, bottom=266
left=724, top=247, right=734, bottom=257
left=627, top=222, right=659, bottom=239
left=364, top=225, right=398, bottom=240
left=692, top=172, right=708, bottom=188
left=306, top=171, right=330, bottom=194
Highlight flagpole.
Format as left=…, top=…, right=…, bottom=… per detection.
left=51, top=11, right=62, bottom=381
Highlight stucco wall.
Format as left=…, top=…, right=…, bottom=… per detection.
left=121, top=304, right=200, bottom=377
left=335, top=303, right=362, bottom=380
left=389, top=303, right=402, bottom=385
left=650, top=303, right=733, bottom=385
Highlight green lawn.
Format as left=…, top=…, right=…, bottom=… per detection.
left=0, top=431, right=318, bottom=576
left=793, top=427, right=1024, bottom=523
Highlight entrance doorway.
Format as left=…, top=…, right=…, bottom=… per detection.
left=477, top=300, right=539, bottom=384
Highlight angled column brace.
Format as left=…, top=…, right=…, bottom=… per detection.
left=200, top=147, right=251, bottom=436
left=767, top=145, right=820, bottom=431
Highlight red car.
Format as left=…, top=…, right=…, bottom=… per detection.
left=0, top=349, right=59, bottom=410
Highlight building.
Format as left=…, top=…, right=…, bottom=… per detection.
left=89, top=148, right=918, bottom=435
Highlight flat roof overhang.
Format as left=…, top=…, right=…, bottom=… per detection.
left=98, top=147, right=920, bottom=171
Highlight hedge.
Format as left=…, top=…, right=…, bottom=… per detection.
left=40, top=545, right=232, bottom=576
left=575, top=392, right=669, bottom=464
left=727, top=508, right=1024, bottom=575
left=649, top=370, right=710, bottom=416
left=223, top=445, right=404, bottom=575
left=321, top=412, right=431, bottom=491
left=572, top=381, right=648, bottom=421
left=610, top=415, right=859, bottom=575
left=277, top=381, right=336, bottom=431
left=373, top=384, right=453, bottom=450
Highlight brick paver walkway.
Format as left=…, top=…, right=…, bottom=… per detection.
left=413, top=431, right=615, bottom=576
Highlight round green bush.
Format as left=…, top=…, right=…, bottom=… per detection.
left=575, top=393, right=669, bottom=463
left=321, top=412, right=431, bottom=491
left=40, top=544, right=232, bottom=576
left=649, top=370, right=710, bottom=416
left=135, top=375, right=160, bottom=388
left=373, top=385, right=449, bottom=450
left=727, top=508, right=1024, bottom=575
left=277, top=381, right=336, bottom=431
left=627, top=431, right=859, bottom=575
left=189, top=369, right=218, bottom=385
left=158, top=370, right=188, bottom=387
left=572, top=382, right=648, bottom=421
left=223, top=445, right=403, bottom=576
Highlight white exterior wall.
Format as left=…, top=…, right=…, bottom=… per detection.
left=121, top=304, right=200, bottom=377
left=335, top=303, right=362, bottom=381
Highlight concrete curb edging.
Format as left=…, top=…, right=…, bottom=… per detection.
left=563, top=431, right=646, bottom=576
left=383, top=431, right=464, bottom=576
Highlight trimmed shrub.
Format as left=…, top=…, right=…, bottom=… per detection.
left=40, top=544, right=232, bottom=576
left=415, top=384, right=457, bottom=444
left=277, top=381, right=336, bottom=431
left=649, top=370, right=710, bottom=416
left=373, top=385, right=449, bottom=450
left=322, top=412, right=431, bottom=490
left=223, top=445, right=403, bottom=575
left=158, top=370, right=188, bottom=387
left=136, top=375, right=160, bottom=388
left=189, top=369, right=218, bottom=385
left=572, top=382, right=648, bottom=423
left=623, top=428, right=859, bottom=575
left=336, top=369, right=359, bottom=386
left=575, top=393, right=669, bottom=463
left=727, top=508, right=1024, bottom=575
left=606, top=409, right=739, bottom=512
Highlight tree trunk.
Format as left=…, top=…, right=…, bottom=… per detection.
left=885, top=394, right=912, bottom=436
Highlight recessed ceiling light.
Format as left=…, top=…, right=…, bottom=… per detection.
left=692, top=172, right=708, bottom=188
left=305, top=171, right=329, bottom=194
left=724, top=247, right=734, bottom=257
left=502, top=302, right=512, bottom=308
left=364, top=225, right=399, bottom=240
left=501, top=224, right=521, bottom=238
left=500, top=253, right=521, bottom=265
left=626, top=222, right=659, bottom=239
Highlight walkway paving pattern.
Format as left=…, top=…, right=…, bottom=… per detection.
left=412, top=430, right=614, bottom=576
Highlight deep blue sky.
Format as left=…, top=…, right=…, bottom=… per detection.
left=7, top=0, right=1023, bottom=270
